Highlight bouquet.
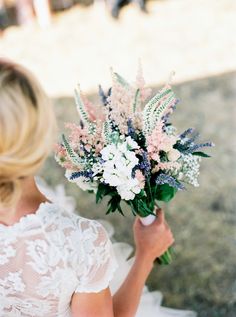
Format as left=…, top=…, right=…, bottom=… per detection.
left=55, top=66, right=213, bottom=264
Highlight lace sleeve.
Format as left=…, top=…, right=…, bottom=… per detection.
left=67, top=215, right=118, bottom=293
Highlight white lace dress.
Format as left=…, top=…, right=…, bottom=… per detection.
left=0, top=202, right=118, bottom=316
left=0, top=178, right=197, bottom=317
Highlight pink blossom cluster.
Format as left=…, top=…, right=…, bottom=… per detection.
left=147, top=120, right=181, bottom=172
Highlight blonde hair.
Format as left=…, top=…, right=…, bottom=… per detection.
left=0, top=59, right=57, bottom=209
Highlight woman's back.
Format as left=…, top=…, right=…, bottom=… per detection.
left=0, top=202, right=117, bottom=316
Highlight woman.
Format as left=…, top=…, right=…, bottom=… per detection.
left=0, top=59, right=178, bottom=316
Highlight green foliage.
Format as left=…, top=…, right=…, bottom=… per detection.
left=113, top=72, right=130, bottom=88
left=151, top=92, right=175, bottom=131
left=102, top=121, right=113, bottom=143
left=96, top=183, right=113, bottom=203
left=107, top=195, right=123, bottom=215
left=132, top=88, right=140, bottom=112
left=74, top=88, right=96, bottom=134
left=96, top=183, right=124, bottom=215
left=155, top=184, right=178, bottom=202
left=192, top=151, right=211, bottom=158
left=62, top=134, right=82, bottom=165
left=143, top=87, right=172, bottom=135
left=74, top=88, right=90, bottom=124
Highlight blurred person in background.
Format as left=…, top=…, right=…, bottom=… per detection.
left=106, top=0, right=147, bottom=18
left=16, top=0, right=51, bottom=27
left=15, top=0, right=34, bottom=25
left=0, top=0, right=9, bottom=31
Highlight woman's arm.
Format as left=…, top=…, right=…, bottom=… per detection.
left=71, top=208, right=173, bottom=317
left=113, top=208, right=174, bottom=317
left=112, top=255, right=153, bottom=317
left=71, top=287, right=114, bottom=317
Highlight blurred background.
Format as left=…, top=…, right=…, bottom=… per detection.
left=0, top=0, right=235, bottom=316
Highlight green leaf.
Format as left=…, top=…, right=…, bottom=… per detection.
left=113, top=72, right=130, bottom=88
left=132, top=88, right=140, bottom=112
left=107, top=195, right=122, bottom=214
left=96, top=183, right=111, bottom=203
left=192, top=151, right=211, bottom=158
left=117, top=204, right=125, bottom=216
left=155, top=184, right=177, bottom=202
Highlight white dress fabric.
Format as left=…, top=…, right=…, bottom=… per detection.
left=0, top=178, right=197, bottom=317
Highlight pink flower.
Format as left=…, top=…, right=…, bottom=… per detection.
left=135, top=63, right=152, bottom=102
left=167, top=149, right=181, bottom=162
left=84, top=144, right=92, bottom=152
left=147, top=121, right=178, bottom=162
left=81, top=93, right=105, bottom=122
left=135, top=170, right=145, bottom=189
left=152, top=162, right=180, bottom=173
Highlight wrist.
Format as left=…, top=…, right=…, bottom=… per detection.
left=134, top=252, right=154, bottom=274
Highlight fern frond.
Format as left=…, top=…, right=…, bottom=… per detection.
left=132, top=88, right=140, bottom=112
left=113, top=72, right=130, bottom=88
left=62, top=134, right=82, bottom=166
left=143, top=87, right=173, bottom=135
left=102, top=120, right=113, bottom=143
left=74, top=87, right=96, bottom=134
left=150, top=92, right=176, bottom=131
left=74, top=88, right=90, bottom=123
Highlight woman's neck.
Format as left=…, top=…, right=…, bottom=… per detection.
left=0, top=177, right=49, bottom=226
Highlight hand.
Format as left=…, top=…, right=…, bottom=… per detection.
left=133, top=208, right=174, bottom=265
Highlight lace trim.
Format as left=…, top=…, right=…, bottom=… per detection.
left=0, top=201, right=53, bottom=233
left=75, top=254, right=118, bottom=293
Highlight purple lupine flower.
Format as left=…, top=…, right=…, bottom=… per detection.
left=186, top=142, right=215, bottom=154
left=156, top=173, right=185, bottom=190
left=162, top=98, right=180, bottom=123
left=70, top=170, right=93, bottom=180
left=183, top=132, right=200, bottom=147
left=127, top=118, right=135, bottom=138
left=139, top=151, right=151, bottom=176
left=98, top=85, right=111, bottom=107
left=179, top=128, right=195, bottom=139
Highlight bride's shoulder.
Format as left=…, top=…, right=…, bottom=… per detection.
left=38, top=201, right=106, bottom=239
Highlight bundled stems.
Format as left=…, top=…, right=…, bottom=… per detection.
left=128, top=179, right=173, bottom=265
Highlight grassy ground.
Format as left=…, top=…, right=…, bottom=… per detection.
left=40, top=71, right=236, bottom=317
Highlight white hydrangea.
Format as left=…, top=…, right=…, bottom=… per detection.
left=117, top=178, right=141, bottom=200
left=101, top=137, right=141, bottom=200
left=172, top=154, right=201, bottom=187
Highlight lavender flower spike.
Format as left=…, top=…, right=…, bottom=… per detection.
left=156, top=173, right=185, bottom=190
left=70, top=170, right=93, bottom=180
left=179, top=128, right=195, bottom=139
left=187, top=141, right=215, bottom=154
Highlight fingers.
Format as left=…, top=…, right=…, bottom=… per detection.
left=155, top=208, right=165, bottom=224
left=133, top=216, right=143, bottom=229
